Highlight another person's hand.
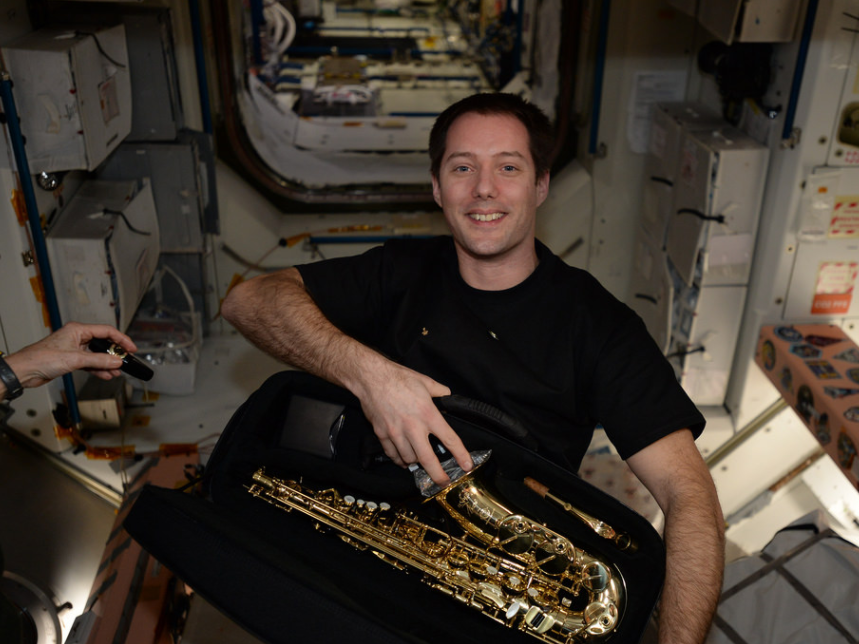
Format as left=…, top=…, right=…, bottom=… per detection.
left=355, top=361, right=473, bottom=486
left=3, top=322, right=137, bottom=389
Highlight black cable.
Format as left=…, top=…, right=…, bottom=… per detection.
left=666, top=346, right=706, bottom=359
left=310, top=243, right=327, bottom=260
left=103, top=208, right=152, bottom=236
left=634, top=293, right=658, bottom=304
left=677, top=208, right=725, bottom=224
left=175, top=473, right=206, bottom=493
left=75, top=31, right=127, bottom=68
left=650, top=176, right=673, bottom=187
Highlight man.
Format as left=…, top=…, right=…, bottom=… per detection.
left=0, top=322, right=136, bottom=400
left=222, top=92, right=724, bottom=644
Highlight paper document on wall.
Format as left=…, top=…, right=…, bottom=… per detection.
left=627, top=71, right=687, bottom=154
left=706, top=233, right=753, bottom=268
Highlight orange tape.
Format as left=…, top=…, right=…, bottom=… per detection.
left=85, top=445, right=136, bottom=460
left=29, top=276, right=51, bottom=328
left=159, top=443, right=199, bottom=457
left=10, top=189, right=27, bottom=225
left=131, top=415, right=151, bottom=427
left=55, top=425, right=76, bottom=441
left=226, top=273, right=244, bottom=294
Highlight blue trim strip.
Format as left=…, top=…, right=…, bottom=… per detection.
left=318, top=26, right=430, bottom=34
left=286, top=46, right=463, bottom=57
left=367, top=75, right=481, bottom=82
left=249, top=0, right=265, bottom=67
left=512, top=1, right=523, bottom=75
left=589, top=0, right=611, bottom=155
left=782, top=0, right=819, bottom=141
left=189, top=0, right=214, bottom=134
left=0, top=74, right=81, bottom=425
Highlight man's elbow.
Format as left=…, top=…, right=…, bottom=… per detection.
left=221, top=280, right=252, bottom=326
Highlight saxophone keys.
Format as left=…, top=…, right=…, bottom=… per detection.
left=467, top=560, right=491, bottom=580
left=526, top=585, right=559, bottom=609
left=583, top=601, right=619, bottom=635
left=534, top=539, right=572, bottom=577
left=422, top=542, right=448, bottom=558
left=501, top=572, right=527, bottom=595
left=580, top=561, right=611, bottom=592
left=476, top=582, right=507, bottom=609
left=497, top=515, right=535, bottom=555
left=522, top=605, right=560, bottom=634
left=363, top=500, right=379, bottom=520
left=447, top=548, right=470, bottom=569
left=505, top=597, right=529, bottom=621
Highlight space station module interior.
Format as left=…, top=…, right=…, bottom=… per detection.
left=1, top=1, right=859, bottom=643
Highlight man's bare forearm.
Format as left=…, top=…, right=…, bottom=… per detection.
left=626, top=431, right=725, bottom=644
left=657, top=469, right=724, bottom=643
left=221, top=268, right=384, bottom=392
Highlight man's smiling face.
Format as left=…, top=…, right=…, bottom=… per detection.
left=432, top=111, right=549, bottom=278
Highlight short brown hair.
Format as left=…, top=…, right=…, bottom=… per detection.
left=428, top=92, right=554, bottom=180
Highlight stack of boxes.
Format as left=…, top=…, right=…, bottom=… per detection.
left=630, top=102, right=770, bottom=406
left=756, top=324, right=859, bottom=491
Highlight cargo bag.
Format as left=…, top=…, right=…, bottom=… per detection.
left=124, top=371, right=666, bottom=643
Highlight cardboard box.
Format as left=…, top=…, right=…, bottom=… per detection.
left=47, top=179, right=160, bottom=332
left=2, top=24, right=132, bottom=173
left=77, top=376, right=128, bottom=431
left=756, top=324, right=859, bottom=490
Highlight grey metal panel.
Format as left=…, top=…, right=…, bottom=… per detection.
left=123, top=9, right=185, bottom=141
left=98, top=139, right=206, bottom=253
left=179, top=130, right=220, bottom=236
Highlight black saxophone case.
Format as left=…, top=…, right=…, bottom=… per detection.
left=124, top=371, right=665, bottom=643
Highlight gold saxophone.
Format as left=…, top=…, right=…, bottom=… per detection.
left=247, top=464, right=625, bottom=643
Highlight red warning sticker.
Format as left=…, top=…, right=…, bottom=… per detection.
left=812, top=261, right=858, bottom=315
left=830, top=197, right=859, bottom=239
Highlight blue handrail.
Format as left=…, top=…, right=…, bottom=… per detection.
left=189, top=0, right=214, bottom=134
left=589, top=0, right=612, bottom=156
left=782, top=0, right=819, bottom=142
left=0, top=71, right=81, bottom=426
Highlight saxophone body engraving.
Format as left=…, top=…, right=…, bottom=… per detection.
left=247, top=466, right=625, bottom=643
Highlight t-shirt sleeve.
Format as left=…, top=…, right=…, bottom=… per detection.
left=589, top=307, right=705, bottom=460
left=296, top=246, right=387, bottom=347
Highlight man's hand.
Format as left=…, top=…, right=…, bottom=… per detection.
left=354, top=360, right=473, bottom=486
left=224, top=269, right=473, bottom=487
left=5, top=322, right=138, bottom=389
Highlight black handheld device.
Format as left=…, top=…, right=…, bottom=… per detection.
left=89, top=337, right=154, bottom=381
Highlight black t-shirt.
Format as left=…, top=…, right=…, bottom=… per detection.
left=297, top=236, right=704, bottom=472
